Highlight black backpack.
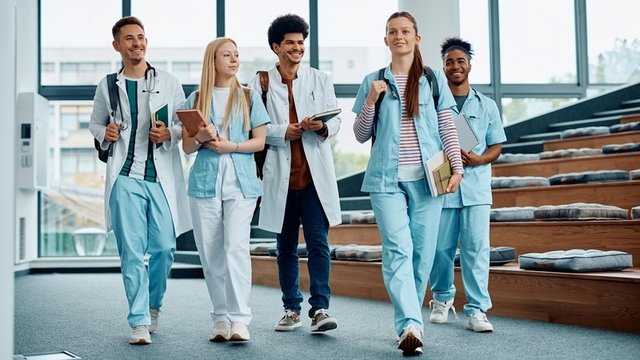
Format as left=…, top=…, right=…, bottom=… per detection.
left=94, top=72, right=119, bottom=163
left=254, top=71, right=270, bottom=179
left=371, top=66, right=439, bottom=145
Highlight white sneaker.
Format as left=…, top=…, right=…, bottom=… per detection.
left=149, top=308, right=160, bottom=334
left=129, top=325, right=152, bottom=345
left=467, top=312, right=494, bottom=332
left=397, top=324, right=423, bottom=356
left=229, top=321, right=250, bottom=341
left=210, top=321, right=231, bottom=342
left=429, top=299, right=457, bottom=324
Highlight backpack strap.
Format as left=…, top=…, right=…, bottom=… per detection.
left=371, top=67, right=387, bottom=146
left=106, top=72, right=119, bottom=115
left=95, top=72, right=119, bottom=162
left=257, top=71, right=269, bottom=107
left=371, top=66, right=440, bottom=146
left=253, top=71, right=270, bottom=180
left=423, top=66, right=440, bottom=108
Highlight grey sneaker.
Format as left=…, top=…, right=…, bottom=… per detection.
left=429, top=299, right=457, bottom=324
left=210, top=321, right=231, bottom=342
left=397, top=324, right=423, bottom=356
left=129, top=325, right=151, bottom=345
left=229, top=321, right=251, bottom=341
left=149, top=308, right=160, bottom=334
left=310, top=309, right=337, bottom=332
left=274, top=309, right=302, bottom=331
left=468, top=312, right=494, bottom=332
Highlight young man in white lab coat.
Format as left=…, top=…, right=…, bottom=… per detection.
left=89, top=16, right=191, bottom=345
left=247, top=13, right=342, bottom=333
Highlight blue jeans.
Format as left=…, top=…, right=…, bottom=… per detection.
left=276, top=183, right=331, bottom=318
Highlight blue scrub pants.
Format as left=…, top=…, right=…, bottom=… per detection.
left=110, top=175, right=176, bottom=328
left=370, top=180, right=443, bottom=336
left=430, top=205, right=492, bottom=316
left=277, top=182, right=331, bottom=318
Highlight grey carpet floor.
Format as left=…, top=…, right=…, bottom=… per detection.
left=14, top=273, right=640, bottom=360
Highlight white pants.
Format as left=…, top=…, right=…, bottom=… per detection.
left=189, top=155, right=256, bottom=325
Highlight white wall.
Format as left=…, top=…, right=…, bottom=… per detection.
left=15, top=0, right=40, bottom=265
left=14, top=0, right=38, bottom=263
left=399, top=0, right=460, bottom=68
left=1, top=0, right=17, bottom=357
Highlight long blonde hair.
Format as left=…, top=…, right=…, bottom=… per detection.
left=195, top=37, right=251, bottom=132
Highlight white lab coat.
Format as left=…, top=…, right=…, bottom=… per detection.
left=89, top=69, right=192, bottom=236
left=247, top=65, right=342, bottom=233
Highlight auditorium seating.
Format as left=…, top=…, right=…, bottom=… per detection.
left=176, top=83, right=640, bottom=334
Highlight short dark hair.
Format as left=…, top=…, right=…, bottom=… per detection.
left=112, top=16, right=145, bottom=40
left=440, top=37, right=474, bottom=60
left=267, top=14, right=309, bottom=51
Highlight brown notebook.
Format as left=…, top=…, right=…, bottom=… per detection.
left=433, top=159, right=453, bottom=195
left=176, top=109, right=205, bottom=136
left=424, top=150, right=452, bottom=197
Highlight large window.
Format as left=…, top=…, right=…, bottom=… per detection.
left=499, top=0, right=576, bottom=84
left=60, top=62, right=111, bottom=85
left=586, top=0, right=640, bottom=85
left=40, top=0, right=120, bottom=86
left=501, top=98, right=577, bottom=126
left=132, top=0, right=217, bottom=48
left=37, top=0, right=640, bottom=257
left=318, top=0, right=395, bottom=84
left=459, top=0, right=490, bottom=84
left=226, top=0, right=309, bottom=84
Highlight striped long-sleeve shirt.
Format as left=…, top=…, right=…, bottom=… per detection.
left=353, top=74, right=463, bottom=173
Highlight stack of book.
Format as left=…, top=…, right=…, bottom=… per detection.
left=424, top=113, right=480, bottom=196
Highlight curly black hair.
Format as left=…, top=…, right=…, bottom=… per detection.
left=440, top=37, right=474, bottom=60
left=267, top=14, right=309, bottom=52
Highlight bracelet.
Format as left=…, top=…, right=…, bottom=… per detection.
left=234, top=142, right=239, bottom=152
left=194, top=137, right=201, bottom=145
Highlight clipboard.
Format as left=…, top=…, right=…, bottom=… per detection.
left=310, top=108, right=341, bottom=122
left=453, top=113, right=480, bottom=152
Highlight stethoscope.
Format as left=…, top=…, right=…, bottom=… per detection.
left=141, top=62, right=159, bottom=95
left=114, top=62, right=158, bottom=130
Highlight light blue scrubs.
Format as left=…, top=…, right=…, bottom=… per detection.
left=353, top=65, right=456, bottom=335
left=429, top=88, right=507, bottom=316
left=110, top=175, right=175, bottom=328
left=184, top=89, right=270, bottom=199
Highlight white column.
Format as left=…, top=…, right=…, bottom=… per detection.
left=16, top=0, right=40, bottom=264
left=0, top=0, right=17, bottom=357
left=399, top=0, right=460, bottom=67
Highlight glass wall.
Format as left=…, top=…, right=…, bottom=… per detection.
left=317, top=0, right=395, bottom=84
left=498, top=0, right=577, bottom=84
left=40, top=0, right=121, bottom=86
left=459, top=0, right=490, bottom=84
left=586, top=0, right=640, bottom=85
left=37, top=0, right=640, bottom=256
left=227, top=0, right=308, bottom=83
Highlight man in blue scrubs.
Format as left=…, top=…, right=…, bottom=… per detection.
left=90, top=16, right=191, bottom=344
left=428, top=37, right=507, bottom=332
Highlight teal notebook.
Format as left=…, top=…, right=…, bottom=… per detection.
left=154, top=104, right=169, bottom=127
left=153, top=104, right=169, bottom=148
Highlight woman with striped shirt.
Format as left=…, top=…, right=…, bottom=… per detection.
left=352, top=11, right=463, bottom=357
